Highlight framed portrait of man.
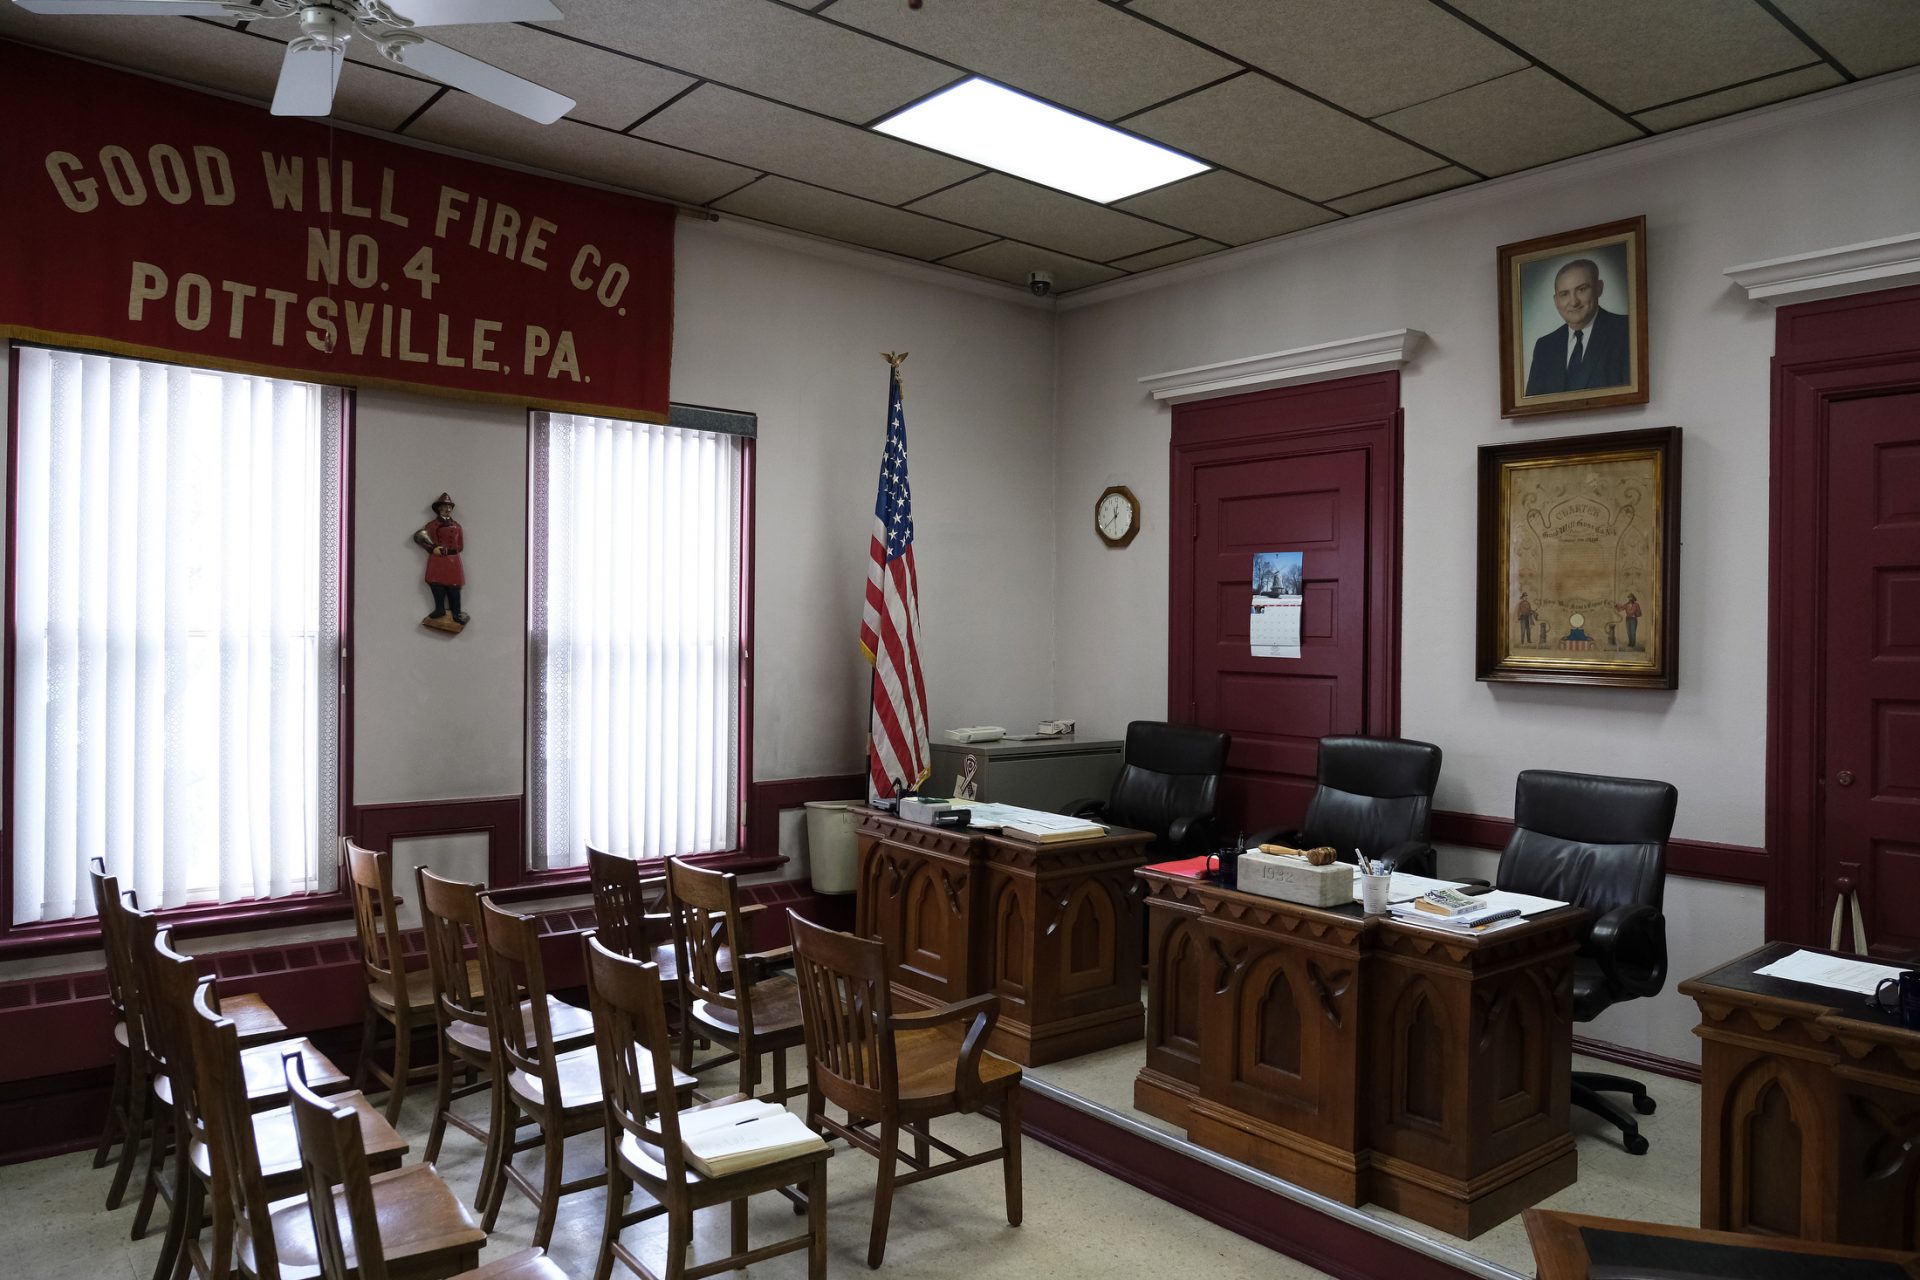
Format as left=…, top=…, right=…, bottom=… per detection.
left=1497, top=216, right=1649, bottom=419
left=1476, top=426, right=1681, bottom=689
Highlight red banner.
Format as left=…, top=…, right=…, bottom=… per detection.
left=0, top=42, right=673, bottom=421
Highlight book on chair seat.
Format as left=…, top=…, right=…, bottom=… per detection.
left=678, top=1099, right=826, bottom=1177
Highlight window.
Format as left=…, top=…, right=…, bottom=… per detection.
left=10, top=346, right=344, bottom=925
left=529, top=410, right=749, bottom=870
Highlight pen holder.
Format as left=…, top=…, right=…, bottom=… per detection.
left=1359, top=872, right=1392, bottom=916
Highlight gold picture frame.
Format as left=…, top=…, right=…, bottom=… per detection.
left=1477, top=427, right=1681, bottom=689
left=1498, top=216, right=1649, bottom=419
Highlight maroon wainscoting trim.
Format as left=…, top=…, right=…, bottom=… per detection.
left=355, top=796, right=526, bottom=890
left=1020, top=1086, right=1478, bottom=1280
left=746, top=773, right=866, bottom=858
left=1571, top=1035, right=1702, bottom=1085
left=1431, top=810, right=1769, bottom=886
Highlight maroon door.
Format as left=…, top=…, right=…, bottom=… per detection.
left=1770, top=283, right=1920, bottom=952
left=1819, top=390, right=1920, bottom=959
left=1170, top=373, right=1402, bottom=836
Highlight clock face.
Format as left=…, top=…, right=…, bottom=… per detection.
left=1095, top=487, right=1138, bottom=546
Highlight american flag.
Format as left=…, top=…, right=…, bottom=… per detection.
left=859, top=361, right=931, bottom=800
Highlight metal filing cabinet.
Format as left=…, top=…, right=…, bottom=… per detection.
left=926, top=737, right=1124, bottom=812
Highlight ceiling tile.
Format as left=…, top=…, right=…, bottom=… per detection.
left=907, top=173, right=1185, bottom=262
left=537, top=0, right=961, bottom=123
left=424, top=23, right=694, bottom=131
left=1129, top=0, right=1526, bottom=119
left=1125, top=73, right=1443, bottom=201
left=405, top=95, right=756, bottom=205
left=1326, top=165, right=1476, bottom=215
left=1375, top=68, right=1641, bottom=177
left=1772, top=0, right=1920, bottom=78
left=634, top=83, right=977, bottom=205
left=935, top=239, right=1123, bottom=293
left=1115, top=171, right=1335, bottom=246
left=823, top=0, right=1235, bottom=120
left=0, top=12, right=437, bottom=131
left=1109, top=238, right=1229, bottom=273
left=714, top=176, right=994, bottom=261
left=1634, top=64, right=1842, bottom=133
left=1447, top=0, right=1815, bottom=113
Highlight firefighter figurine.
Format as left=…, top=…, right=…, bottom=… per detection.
left=414, top=492, right=467, bottom=634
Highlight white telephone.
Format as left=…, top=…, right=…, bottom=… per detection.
left=944, top=726, right=1006, bottom=744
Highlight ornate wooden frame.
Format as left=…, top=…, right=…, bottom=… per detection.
left=1497, top=215, right=1650, bottom=419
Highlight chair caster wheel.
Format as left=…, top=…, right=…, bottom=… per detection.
left=1633, top=1095, right=1656, bottom=1115
left=1623, top=1132, right=1650, bottom=1155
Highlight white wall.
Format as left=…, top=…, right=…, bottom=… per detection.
left=1049, top=75, right=1920, bottom=1062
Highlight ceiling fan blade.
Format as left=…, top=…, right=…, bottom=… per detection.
left=390, top=38, right=572, bottom=124
left=387, top=0, right=561, bottom=26
left=270, top=41, right=342, bottom=117
left=12, top=0, right=247, bottom=14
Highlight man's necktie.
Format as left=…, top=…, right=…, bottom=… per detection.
left=1566, top=330, right=1587, bottom=386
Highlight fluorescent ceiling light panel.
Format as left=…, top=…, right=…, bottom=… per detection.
left=875, top=77, right=1208, bottom=204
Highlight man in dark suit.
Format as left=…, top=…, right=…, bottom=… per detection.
left=1524, top=258, right=1631, bottom=396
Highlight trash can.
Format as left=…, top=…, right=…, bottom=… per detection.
left=803, top=800, right=863, bottom=894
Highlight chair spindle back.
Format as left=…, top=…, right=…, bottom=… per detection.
left=346, top=840, right=406, bottom=1004
left=664, top=858, right=746, bottom=1020
left=789, top=912, right=895, bottom=1118
left=479, top=898, right=563, bottom=1098
left=284, top=1052, right=390, bottom=1280
left=187, top=981, right=279, bottom=1279
left=587, top=848, right=663, bottom=960
left=415, top=866, right=487, bottom=1030
left=584, top=934, right=688, bottom=1183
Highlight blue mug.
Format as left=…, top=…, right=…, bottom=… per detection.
left=1204, top=851, right=1239, bottom=890
left=1871, top=970, right=1920, bottom=1029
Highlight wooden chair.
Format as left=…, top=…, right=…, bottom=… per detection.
left=186, top=1014, right=483, bottom=1280
left=789, top=911, right=1024, bottom=1269
left=415, top=867, right=592, bottom=1207
left=479, top=897, right=693, bottom=1250
left=92, top=858, right=287, bottom=1212
left=155, top=946, right=403, bottom=1280
left=347, top=839, right=442, bottom=1122
left=126, top=904, right=346, bottom=1257
left=664, top=858, right=804, bottom=1101
left=583, top=933, right=827, bottom=1280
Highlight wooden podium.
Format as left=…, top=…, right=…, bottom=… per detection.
left=1137, top=866, right=1585, bottom=1238
left=854, top=809, right=1154, bottom=1065
left=1682, top=942, right=1920, bottom=1250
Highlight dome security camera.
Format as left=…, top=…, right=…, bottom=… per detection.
left=1027, top=270, right=1055, bottom=297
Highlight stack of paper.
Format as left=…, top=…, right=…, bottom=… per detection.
left=677, top=1099, right=826, bottom=1178
left=1754, top=949, right=1910, bottom=996
left=1385, top=887, right=1569, bottom=935
left=958, top=802, right=1105, bottom=843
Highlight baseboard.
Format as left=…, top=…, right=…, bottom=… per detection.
left=1019, top=1083, right=1499, bottom=1280
left=1572, top=1035, right=1702, bottom=1084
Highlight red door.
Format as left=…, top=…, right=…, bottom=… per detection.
left=1170, top=374, right=1402, bottom=836
left=1819, top=389, right=1920, bottom=959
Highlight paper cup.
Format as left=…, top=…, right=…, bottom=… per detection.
left=1360, top=872, right=1392, bottom=916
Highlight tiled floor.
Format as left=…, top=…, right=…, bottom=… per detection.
left=0, top=1043, right=1338, bottom=1280
left=1030, top=1042, right=1703, bottom=1278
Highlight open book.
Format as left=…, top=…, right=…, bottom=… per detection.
left=677, top=1099, right=826, bottom=1178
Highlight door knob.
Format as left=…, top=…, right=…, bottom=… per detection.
left=1836, top=770, right=1855, bottom=787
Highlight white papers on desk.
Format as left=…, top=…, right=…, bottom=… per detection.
left=1351, top=872, right=1459, bottom=905
left=1476, top=889, right=1571, bottom=918
left=955, top=802, right=1104, bottom=841
left=1387, top=908, right=1529, bottom=936
left=1754, top=948, right=1911, bottom=996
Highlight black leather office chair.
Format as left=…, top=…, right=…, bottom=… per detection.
left=1250, top=736, right=1442, bottom=876
left=1066, top=720, right=1229, bottom=857
left=1495, top=769, right=1677, bottom=1155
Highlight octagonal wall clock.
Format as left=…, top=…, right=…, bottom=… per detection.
left=1095, top=485, right=1140, bottom=548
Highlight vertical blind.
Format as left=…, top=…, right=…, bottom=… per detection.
left=11, top=347, right=342, bottom=925
left=530, top=412, right=744, bottom=869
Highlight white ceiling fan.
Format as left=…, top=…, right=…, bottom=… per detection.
left=11, top=0, right=577, bottom=123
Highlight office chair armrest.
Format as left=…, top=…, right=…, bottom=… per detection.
left=1165, top=814, right=1219, bottom=856
left=895, top=995, right=1002, bottom=1112
left=1063, top=797, right=1109, bottom=820
left=1245, top=826, right=1304, bottom=849
left=1375, top=841, right=1438, bottom=877
left=1590, top=904, right=1668, bottom=999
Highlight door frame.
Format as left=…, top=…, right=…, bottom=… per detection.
left=1767, top=283, right=1920, bottom=944
left=1167, top=370, right=1403, bottom=738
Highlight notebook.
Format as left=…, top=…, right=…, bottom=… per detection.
left=678, top=1099, right=827, bottom=1178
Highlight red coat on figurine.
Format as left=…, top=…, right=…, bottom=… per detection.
left=415, top=492, right=468, bottom=632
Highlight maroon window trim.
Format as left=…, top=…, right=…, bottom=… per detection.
left=513, top=413, right=758, bottom=885
left=0, top=346, right=357, bottom=956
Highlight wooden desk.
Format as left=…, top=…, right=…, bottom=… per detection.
left=1137, top=867, right=1585, bottom=1238
left=1525, top=1208, right=1920, bottom=1280
left=1681, top=942, right=1920, bottom=1249
left=853, top=809, right=1154, bottom=1065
